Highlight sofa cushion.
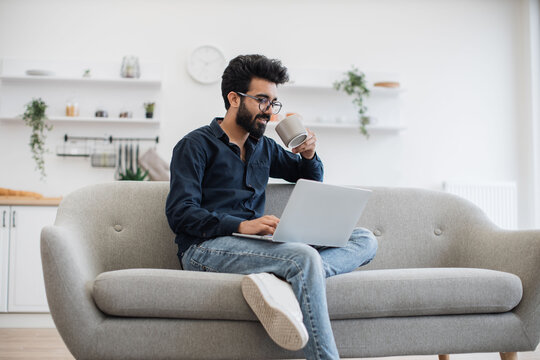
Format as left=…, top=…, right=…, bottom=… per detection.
left=92, top=269, right=255, bottom=320
left=326, top=267, right=522, bottom=319
left=92, top=267, right=522, bottom=321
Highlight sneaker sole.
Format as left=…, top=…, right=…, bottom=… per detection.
left=241, top=275, right=308, bottom=351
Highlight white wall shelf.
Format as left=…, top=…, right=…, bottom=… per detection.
left=0, top=75, right=161, bottom=86
left=266, top=121, right=405, bottom=132
left=279, top=68, right=406, bottom=135
left=284, top=83, right=406, bottom=95
left=0, top=58, right=163, bottom=127
left=0, top=115, right=160, bottom=125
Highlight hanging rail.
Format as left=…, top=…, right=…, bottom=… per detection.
left=64, top=134, right=159, bottom=143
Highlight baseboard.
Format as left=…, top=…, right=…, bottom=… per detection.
left=0, top=313, right=55, bottom=328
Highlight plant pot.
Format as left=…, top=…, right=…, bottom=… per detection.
left=145, top=112, right=153, bottom=119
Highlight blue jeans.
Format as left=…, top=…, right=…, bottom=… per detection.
left=180, top=227, right=378, bottom=360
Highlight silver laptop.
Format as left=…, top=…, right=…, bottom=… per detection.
left=232, top=179, right=372, bottom=247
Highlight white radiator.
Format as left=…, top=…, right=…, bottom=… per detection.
left=443, top=182, right=517, bottom=229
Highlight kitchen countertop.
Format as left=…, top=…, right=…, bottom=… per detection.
left=0, top=196, right=62, bottom=206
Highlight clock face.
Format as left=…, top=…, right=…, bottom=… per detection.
left=187, top=45, right=227, bottom=84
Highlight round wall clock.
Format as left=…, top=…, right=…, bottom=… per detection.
left=187, top=45, right=227, bottom=84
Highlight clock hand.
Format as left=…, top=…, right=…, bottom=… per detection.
left=207, top=55, right=223, bottom=63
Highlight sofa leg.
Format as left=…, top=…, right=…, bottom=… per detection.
left=500, top=352, right=518, bottom=360
left=438, top=355, right=450, bottom=360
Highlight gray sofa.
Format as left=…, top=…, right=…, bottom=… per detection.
left=41, top=181, right=540, bottom=360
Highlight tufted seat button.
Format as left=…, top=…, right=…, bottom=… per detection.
left=373, top=229, right=382, bottom=237
left=114, top=225, right=123, bottom=232
left=434, top=228, right=442, bottom=236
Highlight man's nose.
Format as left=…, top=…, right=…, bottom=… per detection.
left=262, top=103, right=273, bottom=115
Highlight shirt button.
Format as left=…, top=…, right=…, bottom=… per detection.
left=114, top=225, right=123, bottom=232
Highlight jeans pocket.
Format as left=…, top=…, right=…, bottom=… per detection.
left=189, top=258, right=218, bottom=272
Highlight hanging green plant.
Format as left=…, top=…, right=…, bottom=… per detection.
left=333, top=67, right=371, bottom=138
left=21, top=98, right=53, bottom=180
left=119, top=167, right=149, bottom=181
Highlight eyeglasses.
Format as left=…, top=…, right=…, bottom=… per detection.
left=235, top=92, right=282, bottom=114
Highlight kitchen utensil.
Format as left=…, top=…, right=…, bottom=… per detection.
left=91, top=153, right=116, bottom=168
left=115, top=142, right=122, bottom=180
left=135, top=142, right=140, bottom=171
left=124, top=143, right=129, bottom=174
left=129, top=142, right=134, bottom=172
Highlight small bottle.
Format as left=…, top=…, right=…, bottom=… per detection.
left=66, top=100, right=72, bottom=117
left=66, top=99, right=79, bottom=117
left=72, top=101, right=80, bottom=117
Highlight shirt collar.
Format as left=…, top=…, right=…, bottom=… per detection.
left=210, top=117, right=227, bottom=141
left=210, top=117, right=262, bottom=146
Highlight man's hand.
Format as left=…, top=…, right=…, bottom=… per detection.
left=292, top=128, right=317, bottom=160
left=238, top=215, right=280, bottom=235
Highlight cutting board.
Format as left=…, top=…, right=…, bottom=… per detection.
left=0, top=196, right=63, bottom=206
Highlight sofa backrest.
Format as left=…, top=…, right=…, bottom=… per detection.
left=350, top=186, right=494, bottom=270
left=55, top=181, right=494, bottom=273
left=263, top=183, right=495, bottom=270
left=55, top=181, right=179, bottom=273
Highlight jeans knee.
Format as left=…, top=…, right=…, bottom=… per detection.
left=352, top=227, right=378, bottom=262
left=367, top=233, right=378, bottom=260
left=283, top=243, right=324, bottom=276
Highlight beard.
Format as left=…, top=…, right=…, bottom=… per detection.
left=235, top=101, right=270, bottom=139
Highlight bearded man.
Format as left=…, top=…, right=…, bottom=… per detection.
left=166, top=54, right=377, bottom=360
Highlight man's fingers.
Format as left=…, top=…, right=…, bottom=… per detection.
left=302, top=138, right=316, bottom=149
left=294, top=141, right=315, bottom=154
left=258, top=224, right=275, bottom=235
left=263, top=215, right=280, bottom=223
left=292, top=132, right=317, bottom=154
left=262, top=218, right=279, bottom=229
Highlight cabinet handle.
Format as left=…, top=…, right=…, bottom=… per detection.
left=12, top=210, right=16, bottom=228
left=2, top=210, right=5, bottom=228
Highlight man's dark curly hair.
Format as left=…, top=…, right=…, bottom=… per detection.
left=221, top=54, right=289, bottom=110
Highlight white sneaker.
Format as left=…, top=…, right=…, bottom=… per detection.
left=241, top=273, right=309, bottom=351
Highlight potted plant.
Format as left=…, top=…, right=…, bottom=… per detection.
left=21, top=98, right=53, bottom=180
left=333, top=67, right=371, bottom=138
left=143, top=102, right=155, bottom=119
left=119, top=167, right=149, bottom=181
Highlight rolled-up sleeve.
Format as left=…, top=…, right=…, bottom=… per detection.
left=268, top=138, right=323, bottom=183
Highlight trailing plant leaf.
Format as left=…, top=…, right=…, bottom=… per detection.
left=21, top=98, right=52, bottom=180
left=333, top=67, right=371, bottom=138
left=119, top=167, right=149, bottom=181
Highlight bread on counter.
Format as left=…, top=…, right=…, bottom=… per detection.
left=0, top=187, right=44, bottom=198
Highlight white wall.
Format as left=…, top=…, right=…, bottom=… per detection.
left=0, top=0, right=535, bottom=228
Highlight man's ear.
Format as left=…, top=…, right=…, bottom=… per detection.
left=227, top=91, right=241, bottom=109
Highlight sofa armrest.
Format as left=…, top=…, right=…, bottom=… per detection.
left=460, top=225, right=540, bottom=348
left=41, top=225, right=106, bottom=358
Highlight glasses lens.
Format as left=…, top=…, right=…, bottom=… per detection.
left=272, top=102, right=282, bottom=114
left=257, top=98, right=269, bottom=112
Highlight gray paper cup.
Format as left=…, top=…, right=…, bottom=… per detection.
left=275, top=114, right=308, bottom=148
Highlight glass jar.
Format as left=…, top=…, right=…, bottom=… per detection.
left=120, top=56, right=140, bottom=78
left=66, top=99, right=79, bottom=117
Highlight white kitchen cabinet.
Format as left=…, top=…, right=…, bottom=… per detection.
left=0, top=205, right=57, bottom=312
left=0, top=206, right=9, bottom=312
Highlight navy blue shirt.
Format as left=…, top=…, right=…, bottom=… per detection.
left=166, top=118, right=324, bottom=257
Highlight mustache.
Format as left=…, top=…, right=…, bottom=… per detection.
left=255, top=114, right=270, bottom=122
